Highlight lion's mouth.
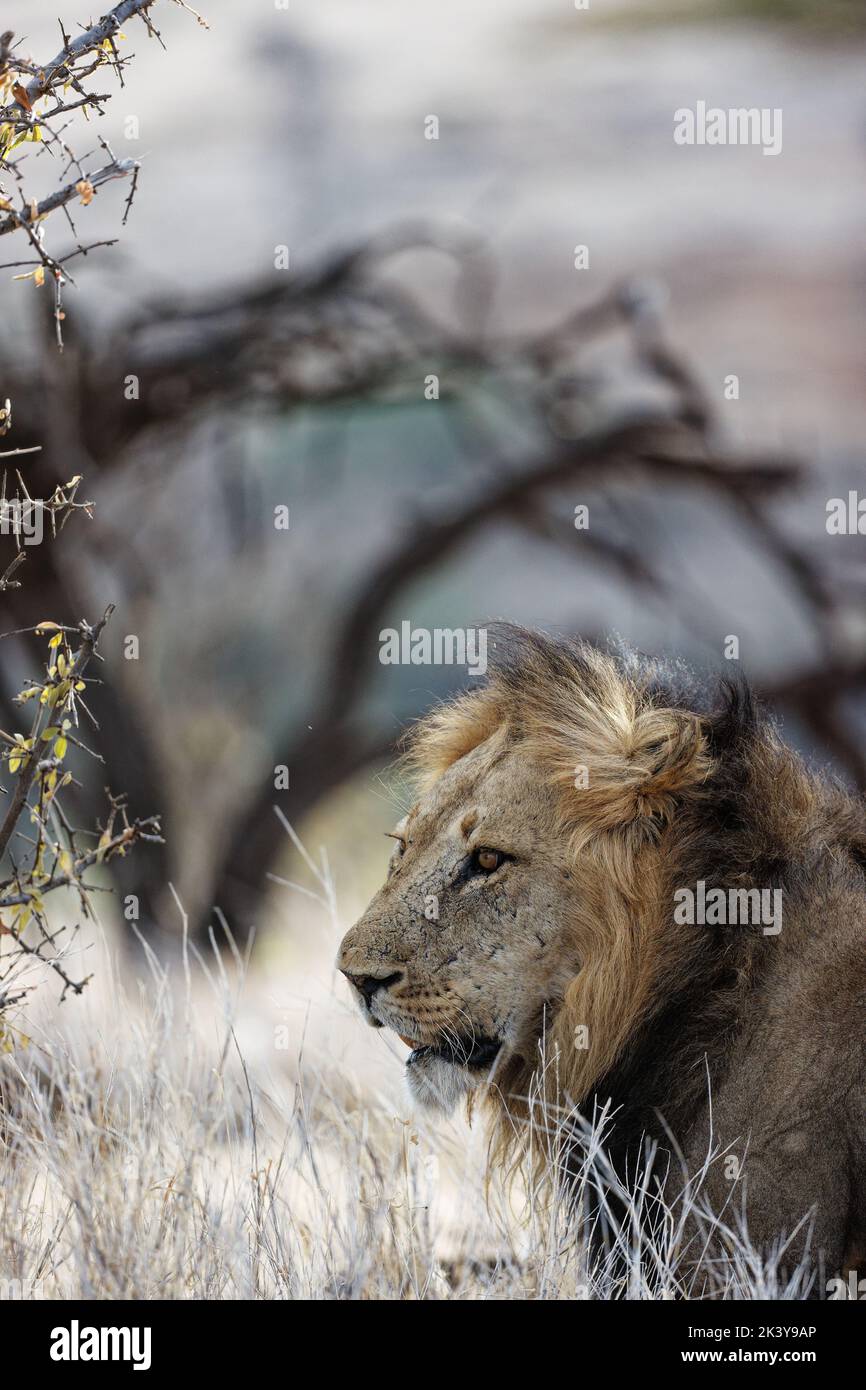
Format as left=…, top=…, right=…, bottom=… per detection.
left=400, top=1033, right=501, bottom=1071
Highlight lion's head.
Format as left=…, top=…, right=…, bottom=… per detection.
left=337, top=626, right=717, bottom=1121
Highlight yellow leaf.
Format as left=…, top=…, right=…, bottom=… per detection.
left=5, top=130, right=32, bottom=156
left=54, top=735, right=68, bottom=760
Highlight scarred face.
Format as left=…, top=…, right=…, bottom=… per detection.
left=337, top=735, right=580, bottom=1113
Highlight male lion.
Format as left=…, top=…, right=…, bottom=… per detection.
left=338, top=626, right=866, bottom=1283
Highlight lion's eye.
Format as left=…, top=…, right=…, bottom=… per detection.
left=473, top=848, right=505, bottom=874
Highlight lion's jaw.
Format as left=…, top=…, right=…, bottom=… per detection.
left=337, top=736, right=580, bottom=1114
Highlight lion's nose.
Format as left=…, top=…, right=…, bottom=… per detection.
left=340, top=969, right=403, bottom=1007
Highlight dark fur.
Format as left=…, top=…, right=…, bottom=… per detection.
left=529, top=636, right=866, bottom=1287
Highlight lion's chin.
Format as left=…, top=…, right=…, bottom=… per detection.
left=404, top=1050, right=480, bottom=1114
left=403, top=1037, right=502, bottom=1115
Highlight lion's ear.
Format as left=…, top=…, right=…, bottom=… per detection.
left=550, top=703, right=713, bottom=836
left=624, top=707, right=713, bottom=823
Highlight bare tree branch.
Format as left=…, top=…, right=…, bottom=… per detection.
left=0, top=159, right=139, bottom=238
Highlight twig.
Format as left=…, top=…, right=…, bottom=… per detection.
left=0, top=605, right=113, bottom=862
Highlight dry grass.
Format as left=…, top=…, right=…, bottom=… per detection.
left=0, top=868, right=819, bottom=1301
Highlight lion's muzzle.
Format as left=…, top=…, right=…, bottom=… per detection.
left=339, top=967, right=403, bottom=1025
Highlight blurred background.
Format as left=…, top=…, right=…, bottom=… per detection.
left=1, top=0, right=864, bottom=994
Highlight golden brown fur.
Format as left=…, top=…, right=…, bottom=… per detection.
left=402, top=640, right=716, bottom=1109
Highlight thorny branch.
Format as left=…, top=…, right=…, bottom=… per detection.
left=0, top=0, right=206, bottom=348
left=0, top=608, right=163, bottom=1024
left=0, top=606, right=113, bottom=861
left=0, top=397, right=160, bottom=1029
left=0, top=159, right=139, bottom=238
left=0, top=399, right=92, bottom=590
